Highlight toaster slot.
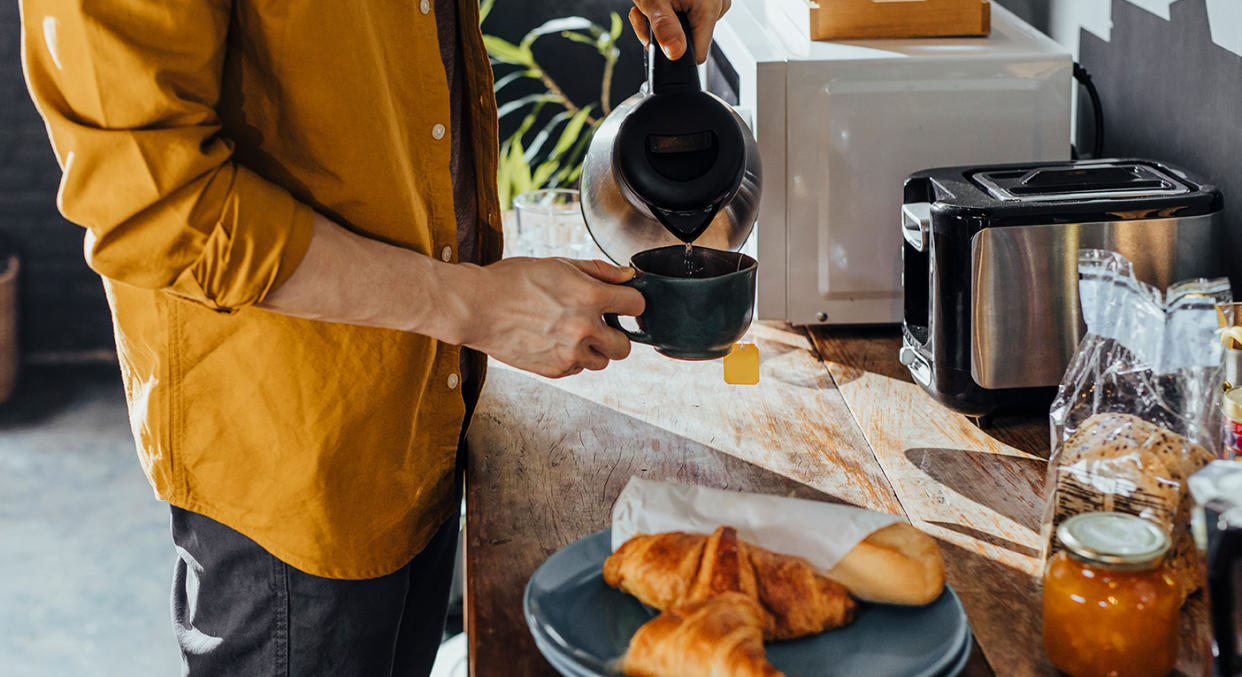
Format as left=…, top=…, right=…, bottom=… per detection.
left=903, top=238, right=930, bottom=346
left=1014, top=165, right=1166, bottom=193
left=901, top=185, right=935, bottom=347
left=972, top=161, right=1191, bottom=202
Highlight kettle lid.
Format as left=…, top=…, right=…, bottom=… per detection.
left=612, top=14, right=747, bottom=242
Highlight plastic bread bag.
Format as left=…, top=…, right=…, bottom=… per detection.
left=1044, top=249, right=1230, bottom=598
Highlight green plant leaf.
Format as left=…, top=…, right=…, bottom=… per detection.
left=559, top=31, right=599, bottom=47
left=552, top=119, right=599, bottom=187
left=510, top=138, right=533, bottom=197
left=497, top=140, right=513, bottom=208
left=562, top=161, right=585, bottom=186
left=514, top=103, right=544, bottom=138
left=492, top=69, right=528, bottom=94
left=524, top=110, right=574, bottom=160
left=519, top=17, right=597, bottom=52
left=497, top=175, right=511, bottom=210
left=479, top=0, right=495, bottom=23
left=496, top=93, right=557, bottom=119
left=482, top=35, right=531, bottom=66
left=489, top=13, right=619, bottom=202
left=531, top=159, right=560, bottom=187
left=548, top=106, right=594, bottom=162
left=610, top=12, right=623, bottom=41
left=514, top=108, right=541, bottom=173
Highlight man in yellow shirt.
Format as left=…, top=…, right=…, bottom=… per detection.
left=21, top=0, right=730, bottom=674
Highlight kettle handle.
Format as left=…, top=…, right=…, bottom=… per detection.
left=1210, top=516, right=1242, bottom=677
left=648, top=11, right=700, bottom=95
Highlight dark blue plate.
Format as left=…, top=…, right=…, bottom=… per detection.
left=524, top=529, right=972, bottom=677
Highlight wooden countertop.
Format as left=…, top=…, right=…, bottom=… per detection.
left=464, top=322, right=1210, bottom=677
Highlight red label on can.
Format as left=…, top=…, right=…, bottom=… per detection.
left=1225, top=416, right=1242, bottom=460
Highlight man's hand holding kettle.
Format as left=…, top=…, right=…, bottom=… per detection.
left=628, top=0, right=732, bottom=65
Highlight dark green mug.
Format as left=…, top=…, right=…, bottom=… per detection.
left=604, top=245, right=757, bottom=360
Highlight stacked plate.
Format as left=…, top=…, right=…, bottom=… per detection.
left=525, top=529, right=972, bottom=677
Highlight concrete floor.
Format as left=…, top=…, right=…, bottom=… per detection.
left=0, top=364, right=180, bottom=676
left=0, top=364, right=467, bottom=676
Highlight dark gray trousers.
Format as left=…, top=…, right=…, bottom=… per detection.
left=170, top=508, right=459, bottom=677
left=169, top=350, right=482, bottom=676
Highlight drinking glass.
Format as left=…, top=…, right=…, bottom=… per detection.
left=512, top=189, right=599, bottom=259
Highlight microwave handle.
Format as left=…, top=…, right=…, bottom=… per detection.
left=1210, top=519, right=1242, bottom=677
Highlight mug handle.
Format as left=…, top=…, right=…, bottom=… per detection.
left=604, top=276, right=654, bottom=345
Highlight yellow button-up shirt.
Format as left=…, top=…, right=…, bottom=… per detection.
left=21, top=0, right=502, bottom=578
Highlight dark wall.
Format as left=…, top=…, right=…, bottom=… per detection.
left=993, top=0, right=1051, bottom=32
left=1, top=2, right=114, bottom=356
left=997, top=0, right=1242, bottom=287
left=482, top=0, right=643, bottom=140
left=1078, top=0, right=1242, bottom=285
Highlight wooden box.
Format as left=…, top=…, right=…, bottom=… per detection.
left=779, top=0, right=990, bottom=41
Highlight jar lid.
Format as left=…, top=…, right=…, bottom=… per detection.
left=1224, top=386, right=1242, bottom=421
left=1056, top=512, right=1171, bottom=569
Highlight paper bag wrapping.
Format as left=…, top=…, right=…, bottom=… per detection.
left=610, top=477, right=902, bottom=571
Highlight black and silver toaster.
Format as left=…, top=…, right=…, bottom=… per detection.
left=899, top=159, right=1224, bottom=419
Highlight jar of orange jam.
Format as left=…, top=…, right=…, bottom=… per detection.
left=1042, top=512, right=1180, bottom=677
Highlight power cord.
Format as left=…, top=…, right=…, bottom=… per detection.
left=1072, top=62, right=1105, bottom=159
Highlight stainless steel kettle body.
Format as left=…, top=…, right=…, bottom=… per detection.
left=581, top=94, right=761, bottom=264
left=579, top=14, right=761, bottom=264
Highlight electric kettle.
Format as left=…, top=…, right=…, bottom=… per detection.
left=579, top=12, right=761, bottom=265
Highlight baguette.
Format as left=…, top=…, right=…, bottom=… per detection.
left=824, top=522, right=945, bottom=606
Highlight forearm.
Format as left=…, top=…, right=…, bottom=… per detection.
left=258, top=213, right=475, bottom=343
left=260, top=213, right=645, bottom=378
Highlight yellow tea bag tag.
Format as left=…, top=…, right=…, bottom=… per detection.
left=723, top=343, right=760, bottom=385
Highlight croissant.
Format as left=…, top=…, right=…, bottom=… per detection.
left=686, top=522, right=760, bottom=604
left=605, top=527, right=856, bottom=640
left=748, top=544, right=856, bottom=639
left=604, top=530, right=706, bottom=610
left=622, top=592, right=785, bottom=677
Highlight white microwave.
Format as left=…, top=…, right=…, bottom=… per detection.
left=708, top=1, right=1072, bottom=324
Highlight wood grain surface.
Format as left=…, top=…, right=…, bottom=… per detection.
left=488, top=322, right=904, bottom=515
left=464, top=322, right=1209, bottom=677
left=806, top=325, right=1210, bottom=676
left=465, top=366, right=872, bottom=677
left=804, top=0, right=990, bottom=40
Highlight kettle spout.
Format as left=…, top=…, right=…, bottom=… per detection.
left=653, top=206, right=720, bottom=243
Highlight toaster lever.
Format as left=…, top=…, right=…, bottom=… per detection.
left=899, top=345, right=933, bottom=387
left=901, top=202, right=931, bottom=252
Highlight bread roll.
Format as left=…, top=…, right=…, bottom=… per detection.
left=824, top=522, right=945, bottom=606
left=1046, top=412, right=1215, bottom=599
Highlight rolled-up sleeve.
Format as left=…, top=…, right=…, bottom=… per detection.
left=20, top=0, right=314, bottom=311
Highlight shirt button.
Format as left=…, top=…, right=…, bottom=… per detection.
left=419, top=0, right=430, bottom=14
left=447, top=373, right=460, bottom=390
left=440, top=246, right=453, bottom=262
left=432, top=123, right=446, bottom=140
